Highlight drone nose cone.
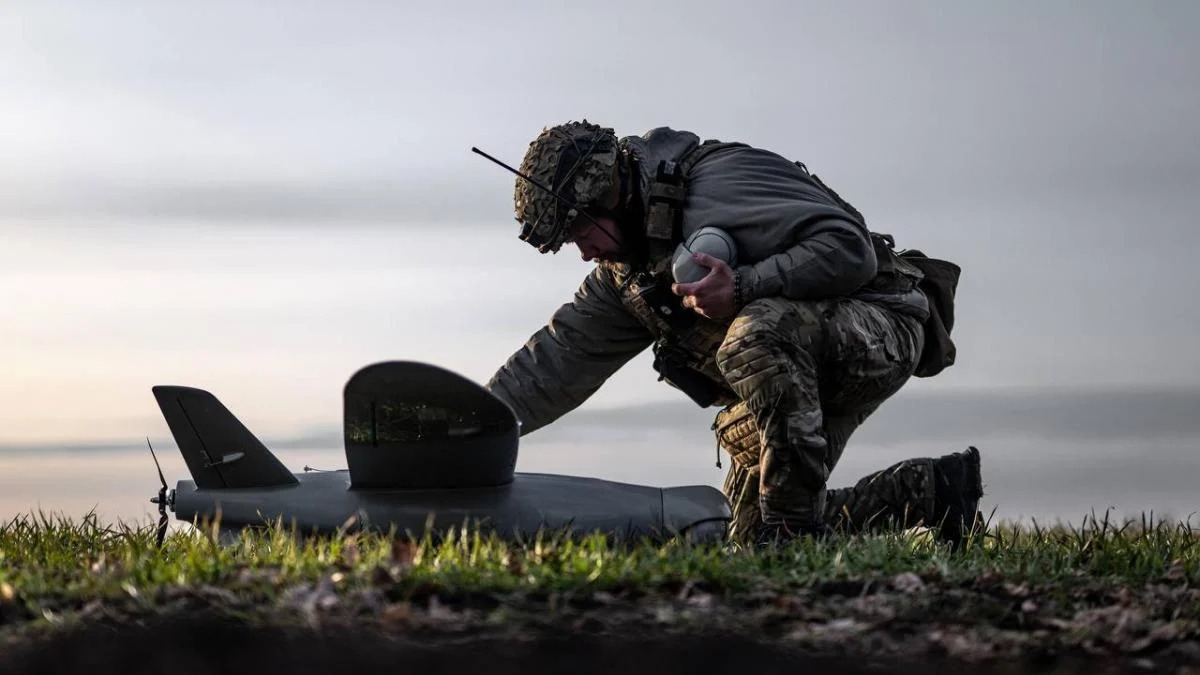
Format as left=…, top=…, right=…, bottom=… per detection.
left=150, top=488, right=176, bottom=510
left=661, top=485, right=731, bottom=543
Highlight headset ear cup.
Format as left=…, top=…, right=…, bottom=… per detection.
left=594, top=160, right=622, bottom=212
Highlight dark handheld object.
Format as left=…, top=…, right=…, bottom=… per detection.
left=651, top=342, right=728, bottom=408
left=631, top=276, right=728, bottom=408
left=634, top=275, right=695, bottom=332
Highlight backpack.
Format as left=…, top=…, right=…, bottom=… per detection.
left=804, top=168, right=961, bottom=378
left=896, top=249, right=961, bottom=377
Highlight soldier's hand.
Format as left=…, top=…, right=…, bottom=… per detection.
left=671, top=252, right=740, bottom=320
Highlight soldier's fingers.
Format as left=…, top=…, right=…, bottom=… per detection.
left=692, top=251, right=730, bottom=272
left=692, top=274, right=726, bottom=296
left=691, top=296, right=716, bottom=316
left=672, top=281, right=700, bottom=297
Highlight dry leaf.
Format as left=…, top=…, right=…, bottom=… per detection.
left=1130, top=621, right=1186, bottom=653
left=892, top=572, right=924, bottom=593
left=341, top=538, right=360, bottom=568
left=592, top=591, right=617, bottom=605
left=1003, top=582, right=1030, bottom=598
left=427, top=595, right=456, bottom=621
left=928, top=628, right=996, bottom=662
left=812, top=618, right=868, bottom=636
left=391, top=539, right=417, bottom=570
left=1166, top=559, right=1187, bottom=582
left=381, top=602, right=414, bottom=624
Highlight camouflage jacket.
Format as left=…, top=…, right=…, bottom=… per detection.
left=487, top=127, right=928, bottom=435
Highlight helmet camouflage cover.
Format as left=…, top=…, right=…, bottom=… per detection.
left=513, top=120, right=619, bottom=253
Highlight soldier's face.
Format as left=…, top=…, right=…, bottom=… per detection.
left=567, top=215, right=623, bottom=263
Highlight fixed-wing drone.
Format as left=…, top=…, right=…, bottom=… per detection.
left=148, top=361, right=731, bottom=544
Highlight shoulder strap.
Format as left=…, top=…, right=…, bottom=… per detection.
left=794, top=161, right=917, bottom=279
left=645, top=160, right=686, bottom=244
left=643, top=141, right=747, bottom=265
left=796, top=162, right=869, bottom=227
left=678, top=140, right=745, bottom=177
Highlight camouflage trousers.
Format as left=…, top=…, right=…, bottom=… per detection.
left=712, top=296, right=932, bottom=543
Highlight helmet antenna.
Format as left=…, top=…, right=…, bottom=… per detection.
left=471, top=146, right=604, bottom=232
left=472, top=147, right=558, bottom=201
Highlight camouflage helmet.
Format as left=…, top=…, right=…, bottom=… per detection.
left=513, top=120, right=620, bottom=253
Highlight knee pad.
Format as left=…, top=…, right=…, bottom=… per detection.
left=716, top=299, right=825, bottom=395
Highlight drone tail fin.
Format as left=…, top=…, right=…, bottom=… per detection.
left=152, top=386, right=299, bottom=489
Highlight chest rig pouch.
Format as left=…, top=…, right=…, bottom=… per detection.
left=624, top=270, right=734, bottom=408
left=645, top=159, right=687, bottom=257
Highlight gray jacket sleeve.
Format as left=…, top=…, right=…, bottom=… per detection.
left=682, top=145, right=878, bottom=301
left=486, top=266, right=654, bottom=436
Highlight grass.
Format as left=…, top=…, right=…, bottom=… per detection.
left=1, top=512, right=1199, bottom=667
left=1, top=510, right=1196, bottom=611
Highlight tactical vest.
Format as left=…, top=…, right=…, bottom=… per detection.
left=613, top=141, right=746, bottom=408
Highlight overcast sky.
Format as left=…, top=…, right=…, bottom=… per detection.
left=1, top=1, right=1198, bottom=456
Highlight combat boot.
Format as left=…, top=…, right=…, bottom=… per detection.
left=932, top=446, right=984, bottom=549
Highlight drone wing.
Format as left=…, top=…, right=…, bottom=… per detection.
left=152, top=386, right=298, bottom=489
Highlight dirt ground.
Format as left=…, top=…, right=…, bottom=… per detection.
left=3, top=580, right=1199, bottom=675
left=0, top=615, right=1180, bottom=675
